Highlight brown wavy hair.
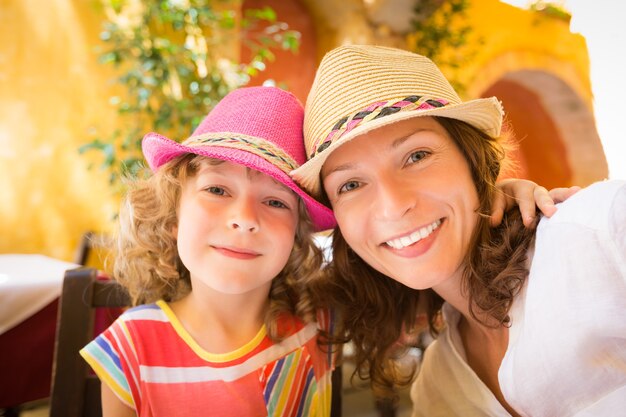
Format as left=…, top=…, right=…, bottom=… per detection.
left=112, top=154, right=324, bottom=341
left=312, top=116, right=538, bottom=397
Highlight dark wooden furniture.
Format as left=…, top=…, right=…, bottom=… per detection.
left=50, top=268, right=129, bottom=417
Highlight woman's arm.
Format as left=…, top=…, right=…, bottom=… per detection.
left=491, top=179, right=580, bottom=227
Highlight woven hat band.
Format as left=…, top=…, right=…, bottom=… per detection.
left=183, top=132, right=299, bottom=174
left=310, top=95, right=449, bottom=158
left=291, top=45, right=504, bottom=198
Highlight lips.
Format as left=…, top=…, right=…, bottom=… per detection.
left=212, top=245, right=261, bottom=260
left=383, top=219, right=443, bottom=249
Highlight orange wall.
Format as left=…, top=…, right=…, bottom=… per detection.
left=241, top=0, right=317, bottom=104
left=485, top=80, right=572, bottom=189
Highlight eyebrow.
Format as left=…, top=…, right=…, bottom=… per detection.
left=324, top=129, right=435, bottom=177
left=199, top=162, right=295, bottom=195
left=391, top=134, right=412, bottom=149
left=391, top=128, right=436, bottom=148
left=323, top=161, right=357, bottom=177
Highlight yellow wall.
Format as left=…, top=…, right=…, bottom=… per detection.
left=303, top=0, right=601, bottom=185
left=456, top=0, right=591, bottom=106
left=450, top=1, right=605, bottom=186
left=0, top=0, right=119, bottom=260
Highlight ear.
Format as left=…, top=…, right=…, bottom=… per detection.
left=171, top=225, right=178, bottom=240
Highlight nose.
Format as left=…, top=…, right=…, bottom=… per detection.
left=228, top=196, right=260, bottom=233
left=374, top=173, right=415, bottom=221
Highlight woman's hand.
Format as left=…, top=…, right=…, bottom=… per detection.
left=491, top=179, right=581, bottom=227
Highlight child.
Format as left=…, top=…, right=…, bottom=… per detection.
left=80, top=86, right=337, bottom=417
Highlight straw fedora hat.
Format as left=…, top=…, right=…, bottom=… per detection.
left=142, top=86, right=336, bottom=231
left=291, top=45, right=504, bottom=198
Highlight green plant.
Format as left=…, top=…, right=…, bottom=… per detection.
left=81, top=0, right=300, bottom=186
left=408, top=0, right=476, bottom=93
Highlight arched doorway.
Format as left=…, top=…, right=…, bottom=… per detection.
left=483, top=70, right=607, bottom=188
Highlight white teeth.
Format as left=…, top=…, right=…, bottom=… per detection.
left=386, top=219, right=442, bottom=249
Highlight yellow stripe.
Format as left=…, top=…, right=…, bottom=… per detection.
left=274, top=349, right=302, bottom=415
left=156, top=300, right=267, bottom=363
left=79, top=348, right=135, bottom=408
left=319, top=378, right=332, bottom=417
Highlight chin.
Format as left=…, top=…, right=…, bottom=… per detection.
left=399, top=279, right=431, bottom=291
left=389, top=271, right=446, bottom=291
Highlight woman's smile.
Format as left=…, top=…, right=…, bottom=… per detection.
left=383, top=218, right=443, bottom=249
left=382, top=218, right=443, bottom=258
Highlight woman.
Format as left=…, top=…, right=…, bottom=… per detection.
left=293, top=45, right=625, bottom=416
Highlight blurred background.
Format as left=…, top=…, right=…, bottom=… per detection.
left=0, top=0, right=624, bottom=415
left=0, top=0, right=626, bottom=416
left=1, top=0, right=624, bottom=261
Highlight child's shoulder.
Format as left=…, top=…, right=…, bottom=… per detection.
left=119, top=301, right=168, bottom=322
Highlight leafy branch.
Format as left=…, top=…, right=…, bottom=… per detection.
left=408, top=0, right=477, bottom=93
left=81, top=0, right=300, bottom=187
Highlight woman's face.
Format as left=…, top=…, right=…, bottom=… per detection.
left=321, top=117, right=480, bottom=290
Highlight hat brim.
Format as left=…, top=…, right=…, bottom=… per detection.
left=292, top=97, right=503, bottom=198
left=143, top=133, right=336, bottom=231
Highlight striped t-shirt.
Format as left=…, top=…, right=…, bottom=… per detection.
left=80, top=300, right=334, bottom=416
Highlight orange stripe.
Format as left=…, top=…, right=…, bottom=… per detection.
left=284, top=354, right=307, bottom=415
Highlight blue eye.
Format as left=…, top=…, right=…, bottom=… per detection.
left=267, top=199, right=288, bottom=209
left=206, top=186, right=225, bottom=196
left=339, top=180, right=360, bottom=194
left=408, top=150, right=428, bottom=164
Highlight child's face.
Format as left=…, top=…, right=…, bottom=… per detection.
left=175, top=159, right=299, bottom=297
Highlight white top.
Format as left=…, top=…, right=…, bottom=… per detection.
left=411, top=180, right=626, bottom=417
left=0, top=254, right=78, bottom=334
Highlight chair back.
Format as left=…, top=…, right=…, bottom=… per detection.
left=50, top=267, right=129, bottom=417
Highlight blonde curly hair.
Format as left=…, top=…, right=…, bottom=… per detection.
left=112, top=154, right=324, bottom=341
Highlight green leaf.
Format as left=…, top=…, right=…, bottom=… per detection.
left=81, top=3, right=300, bottom=190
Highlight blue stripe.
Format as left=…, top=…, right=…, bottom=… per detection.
left=263, top=357, right=285, bottom=403
left=84, top=339, right=129, bottom=392
left=295, top=368, right=316, bottom=417
left=95, top=334, right=122, bottom=369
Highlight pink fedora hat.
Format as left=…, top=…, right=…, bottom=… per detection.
left=142, top=86, right=336, bottom=231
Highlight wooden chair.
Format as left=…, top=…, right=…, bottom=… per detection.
left=49, top=267, right=343, bottom=416
left=331, top=363, right=343, bottom=416
left=73, top=232, right=95, bottom=266
left=50, top=267, right=129, bottom=417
